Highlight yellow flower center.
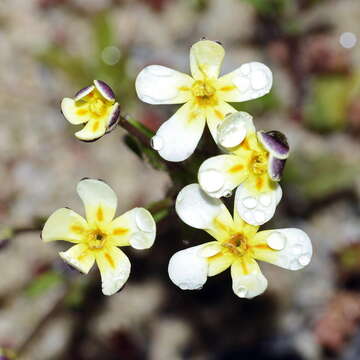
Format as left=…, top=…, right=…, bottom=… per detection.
left=222, top=233, right=249, bottom=257
left=191, top=79, right=217, bottom=106
left=87, top=228, right=108, bottom=250
left=89, top=98, right=107, bottom=116
left=250, top=152, right=268, bottom=176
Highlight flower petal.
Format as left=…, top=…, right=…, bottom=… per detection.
left=42, top=208, right=88, bottom=243
left=77, top=179, right=117, bottom=225
left=197, top=241, right=222, bottom=258
left=59, top=243, right=95, bottom=274
left=252, top=228, right=313, bottom=271
left=231, top=258, right=268, bottom=298
left=168, top=245, right=208, bottom=290
left=268, top=155, right=286, bottom=182
left=136, top=65, right=193, bottom=104
left=217, top=111, right=255, bottom=149
left=151, top=102, right=206, bottom=162
left=75, top=118, right=107, bottom=141
left=175, top=184, right=233, bottom=234
left=198, top=154, right=250, bottom=198
left=207, top=252, right=233, bottom=276
left=257, top=131, right=289, bottom=159
left=96, top=247, right=131, bottom=295
left=217, top=62, right=273, bottom=102
left=94, top=80, right=115, bottom=102
left=190, top=39, right=225, bottom=80
left=109, top=208, right=156, bottom=250
left=61, top=98, right=89, bottom=125
left=105, top=103, right=120, bottom=134
left=206, top=101, right=237, bottom=141
left=74, top=85, right=95, bottom=101
left=235, top=182, right=282, bottom=226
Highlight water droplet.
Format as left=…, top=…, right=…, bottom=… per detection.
left=254, top=210, right=265, bottom=224
left=259, top=193, right=272, bottom=207
left=267, top=231, right=286, bottom=251
left=242, top=196, right=257, bottom=209
left=135, top=208, right=154, bottom=233
left=298, top=254, right=311, bottom=266
left=251, top=71, right=267, bottom=90
left=236, top=285, right=248, bottom=297
left=292, top=244, right=302, bottom=255
left=199, top=169, right=225, bottom=193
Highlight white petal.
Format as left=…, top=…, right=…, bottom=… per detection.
left=231, top=258, right=268, bottom=299
left=190, top=40, right=225, bottom=80
left=59, top=243, right=95, bottom=274
left=217, top=111, right=255, bottom=149
left=77, top=178, right=117, bottom=225
left=96, top=247, right=131, bottom=295
left=42, top=208, right=88, bottom=243
left=61, top=98, right=89, bottom=125
left=235, top=183, right=282, bottom=226
left=110, top=208, right=156, bottom=250
left=218, top=62, right=273, bottom=102
left=168, top=245, right=208, bottom=290
left=198, top=154, right=249, bottom=198
left=175, top=183, right=232, bottom=231
left=152, top=102, right=206, bottom=162
left=253, top=228, right=313, bottom=271
left=135, top=65, right=193, bottom=104
left=197, top=241, right=222, bottom=258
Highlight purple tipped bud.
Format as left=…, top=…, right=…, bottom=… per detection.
left=258, top=130, right=289, bottom=159
left=268, top=155, right=286, bottom=181
left=74, top=85, right=95, bottom=101
left=94, top=80, right=115, bottom=102
left=106, top=103, right=120, bottom=134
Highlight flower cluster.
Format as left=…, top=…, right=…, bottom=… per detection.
left=42, top=38, right=312, bottom=299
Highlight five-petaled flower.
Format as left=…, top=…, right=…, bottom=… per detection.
left=168, top=184, right=312, bottom=299
left=198, top=112, right=289, bottom=225
left=41, top=178, right=156, bottom=295
left=135, top=39, right=273, bottom=162
left=61, top=80, right=120, bottom=142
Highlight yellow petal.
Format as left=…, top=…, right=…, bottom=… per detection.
left=231, top=257, right=268, bottom=298
left=42, top=208, right=88, bottom=243
left=190, top=40, right=225, bottom=80
left=77, top=179, right=117, bottom=225
left=109, top=207, right=156, bottom=250
left=59, top=243, right=95, bottom=274
left=61, top=98, right=90, bottom=125
left=75, top=117, right=107, bottom=141
left=96, top=246, right=131, bottom=295
left=207, top=252, right=233, bottom=276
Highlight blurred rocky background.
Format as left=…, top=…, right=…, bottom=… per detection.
left=1, top=0, right=360, bottom=359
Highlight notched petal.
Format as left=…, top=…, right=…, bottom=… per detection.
left=257, top=130, right=289, bottom=159
left=94, top=80, right=115, bottom=102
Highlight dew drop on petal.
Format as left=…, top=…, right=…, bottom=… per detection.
left=218, top=121, right=246, bottom=148
left=151, top=135, right=163, bottom=151
left=199, top=169, right=225, bottom=193
left=251, top=71, right=267, bottom=90
left=292, top=244, right=303, bottom=255
left=242, top=196, right=257, bottom=209
left=254, top=210, right=265, bottom=224
left=259, top=193, right=272, bottom=207
left=236, top=285, right=248, bottom=297
left=267, top=231, right=286, bottom=251
left=135, top=208, right=154, bottom=233
left=299, top=254, right=311, bottom=266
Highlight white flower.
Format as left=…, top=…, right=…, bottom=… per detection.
left=42, top=179, right=156, bottom=295
left=168, top=184, right=312, bottom=299
left=135, top=39, right=272, bottom=162
left=198, top=112, right=289, bottom=225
